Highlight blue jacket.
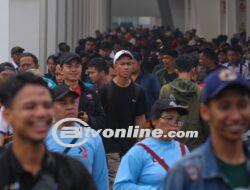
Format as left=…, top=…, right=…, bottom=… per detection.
left=135, top=72, right=160, bottom=119
left=165, top=139, right=250, bottom=190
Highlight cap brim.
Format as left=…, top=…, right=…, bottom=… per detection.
left=61, top=57, right=82, bottom=65
left=54, top=90, right=79, bottom=101
left=114, top=52, right=133, bottom=64
left=205, top=81, right=249, bottom=102
left=160, top=106, right=189, bottom=116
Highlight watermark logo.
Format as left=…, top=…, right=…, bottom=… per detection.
left=60, top=127, right=83, bottom=139
left=52, top=117, right=200, bottom=148
left=52, top=118, right=89, bottom=148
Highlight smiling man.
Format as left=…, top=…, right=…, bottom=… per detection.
left=0, top=72, right=96, bottom=190
left=165, top=69, right=250, bottom=190
left=60, top=52, right=105, bottom=130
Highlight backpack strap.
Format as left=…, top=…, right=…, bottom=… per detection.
left=63, top=138, right=78, bottom=154
left=179, top=143, right=186, bottom=157
left=137, top=143, right=170, bottom=172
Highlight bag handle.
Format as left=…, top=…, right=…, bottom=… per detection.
left=137, top=143, right=170, bottom=172
left=137, top=142, right=186, bottom=172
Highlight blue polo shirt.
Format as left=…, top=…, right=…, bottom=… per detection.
left=46, top=123, right=109, bottom=190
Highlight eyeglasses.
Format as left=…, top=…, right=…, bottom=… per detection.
left=160, top=116, right=184, bottom=127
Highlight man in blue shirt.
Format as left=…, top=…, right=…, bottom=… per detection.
left=131, top=52, right=161, bottom=120
left=165, top=69, right=250, bottom=190
left=46, top=84, right=109, bottom=190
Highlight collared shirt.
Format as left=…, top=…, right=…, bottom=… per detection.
left=154, top=68, right=177, bottom=86
left=11, top=61, right=18, bottom=70
left=223, top=61, right=250, bottom=80
left=46, top=123, right=109, bottom=190
left=0, top=145, right=97, bottom=190
left=165, top=139, right=250, bottom=190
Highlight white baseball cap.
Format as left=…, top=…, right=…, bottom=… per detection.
left=113, top=50, right=133, bottom=64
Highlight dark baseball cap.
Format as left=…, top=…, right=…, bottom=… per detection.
left=0, top=62, right=16, bottom=73
left=160, top=49, right=178, bottom=58
left=52, top=84, right=79, bottom=101
left=88, top=57, right=106, bottom=65
left=60, top=52, right=82, bottom=66
left=131, top=52, right=142, bottom=62
left=201, top=69, right=250, bottom=103
left=151, top=98, right=188, bottom=118
left=11, top=46, right=25, bottom=54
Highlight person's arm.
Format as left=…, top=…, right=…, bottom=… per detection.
left=165, top=163, right=186, bottom=190
left=151, top=75, right=161, bottom=101
left=135, top=114, right=146, bottom=129
left=114, top=146, right=154, bottom=190
left=0, top=134, right=5, bottom=147
left=92, top=135, right=109, bottom=190
left=87, top=90, right=106, bottom=130
left=135, top=87, right=148, bottom=129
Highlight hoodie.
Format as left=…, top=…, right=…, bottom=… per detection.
left=160, top=78, right=208, bottom=149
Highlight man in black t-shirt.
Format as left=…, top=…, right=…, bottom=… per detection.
left=0, top=73, right=96, bottom=190
left=99, top=50, right=147, bottom=188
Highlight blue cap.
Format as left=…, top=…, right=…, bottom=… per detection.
left=131, top=52, right=142, bottom=62
left=201, top=69, right=250, bottom=103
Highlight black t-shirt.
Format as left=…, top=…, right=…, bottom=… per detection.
left=0, top=145, right=97, bottom=190
left=99, top=80, right=147, bottom=155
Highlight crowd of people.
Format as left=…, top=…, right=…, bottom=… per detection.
left=0, top=26, right=249, bottom=190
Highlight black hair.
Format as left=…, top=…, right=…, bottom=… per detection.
left=0, top=72, right=51, bottom=108
left=85, top=37, right=96, bottom=44
left=199, top=48, right=218, bottom=62
left=87, top=58, right=106, bottom=72
left=231, top=37, right=239, bottom=47
left=227, top=46, right=243, bottom=55
left=47, top=54, right=60, bottom=64
left=160, top=49, right=178, bottom=58
left=104, top=62, right=114, bottom=74
left=100, top=41, right=113, bottom=50
left=175, top=55, right=194, bottom=72
left=58, top=42, right=70, bottom=52
left=217, top=48, right=228, bottom=55
left=151, top=110, right=163, bottom=121
left=19, top=52, right=39, bottom=65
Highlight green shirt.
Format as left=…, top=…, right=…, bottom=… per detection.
left=217, top=157, right=248, bottom=189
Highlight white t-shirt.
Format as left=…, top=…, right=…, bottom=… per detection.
left=0, top=107, right=13, bottom=135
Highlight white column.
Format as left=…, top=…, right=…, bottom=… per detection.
left=66, top=0, right=73, bottom=49
left=39, top=0, right=47, bottom=73
left=247, top=0, right=250, bottom=37
left=73, top=0, right=79, bottom=49
left=78, top=0, right=83, bottom=38
left=0, top=0, right=10, bottom=63
left=47, top=0, right=57, bottom=56
left=219, top=0, right=227, bottom=34
left=81, top=0, right=109, bottom=37
left=10, top=0, right=40, bottom=61
left=226, top=0, right=237, bottom=37
left=184, top=0, right=190, bottom=31
left=57, top=0, right=66, bottom=44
